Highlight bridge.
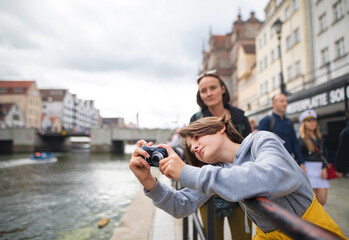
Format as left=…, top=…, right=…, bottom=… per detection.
left=0, top=128, right=174, bottom=153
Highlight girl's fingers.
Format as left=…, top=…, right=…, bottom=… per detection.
left=132, top=147, right=150, bottom=158
left=157, top=144, right=177, bottom=155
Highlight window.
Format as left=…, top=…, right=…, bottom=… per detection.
left=259, top=60, right=263, bottom=72
left=271, top=50, right=275, bottom=62
left=333, top=1, right=343, bottom=22
left=263, top=33, right=267, bottom=46
left=335, top=38, right=345, bottom=58
left=286, top=35, right=292, bottom=50
left=272, top=76, right=277, bottom=89
left=0, top=88, right=7, bottom=93
left=260, top=84, right=264, bottom=94
left=287, top=65, right=293, bottom=80
left=319, top=13, right=327, bottom=32
left=294, top=28, right=300, bottom=44
left=277, top=45, right=281, bottom=58
left=285, top=5, right=291, bottom=20
left=265, top=81, right=269, bottom=93
left=264, top=56, right=268, bottom=69
left=295, top=61, right=301, bottom=76
left=293, top=0, right=298, bottom=11
left=321, top=47, right=329, bottom=65
left=13, top=88, right=24, bottom=93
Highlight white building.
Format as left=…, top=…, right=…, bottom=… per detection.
left=0, top=102, right=25, bottom=128
left=41, top=89, right=99, bottom=132
left=307, top=0, right=349, bottom=85
left=41, top=89, right=75, bottom=130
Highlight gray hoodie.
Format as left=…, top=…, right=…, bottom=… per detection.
left=145, top=131, right=314, bottom=233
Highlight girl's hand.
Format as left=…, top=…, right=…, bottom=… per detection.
left=157, top=144, right=186, bottom=182
left=321, top=167, right=328, bottom=179
left=129, top=140, right=157, bottom=191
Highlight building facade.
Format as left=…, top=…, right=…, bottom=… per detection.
left=248, top=0, right=349, bottom=163
left=0, top=102, right=25, bottom=128
left=41, top=89, right=75, bottom=130
left=0, top=81, right=42, bottom=129
left=41, top=89, right=99, bottom=132
left=200, top=12, right=262, bottom=106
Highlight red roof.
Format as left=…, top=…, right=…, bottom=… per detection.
left=0, top=81, right=35, bottom=94
left=212, top=35, right=229, bottom=49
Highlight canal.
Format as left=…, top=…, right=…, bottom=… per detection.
left=0, top=148, right=140, bottom=240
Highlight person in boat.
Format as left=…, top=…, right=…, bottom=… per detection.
left=129, top=116, right=346, bottom=239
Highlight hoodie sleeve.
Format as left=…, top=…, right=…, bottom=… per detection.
left=144, top=178, right=211, bottom=219
left=180, top=132, right=304, bottom=202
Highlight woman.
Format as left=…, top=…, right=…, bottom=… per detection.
left=190, top=70, right=252, bottom=240
left=190, top=70, right=251, bottom=137
left=299, top=109, right=329, bottom=205
left=129, top=116, right=346, bottom=239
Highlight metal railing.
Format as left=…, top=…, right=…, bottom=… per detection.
left=181, top=196, right=344, bottom=240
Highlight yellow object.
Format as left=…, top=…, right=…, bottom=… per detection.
left=98, top=218, right=110, bottom=228
left=253, top=195, right=347, bottom=239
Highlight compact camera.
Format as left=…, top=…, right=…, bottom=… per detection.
left=141, top=146, right=168, bottom=167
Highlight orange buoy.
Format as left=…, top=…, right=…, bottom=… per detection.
left=97, top=218, right=110, bottom=228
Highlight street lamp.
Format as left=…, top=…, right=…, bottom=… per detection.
left=272, top=19, right=286, bottom=95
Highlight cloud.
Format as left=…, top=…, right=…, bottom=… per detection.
left=0, top=0, right=267, bottom=128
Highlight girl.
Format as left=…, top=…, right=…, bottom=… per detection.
left=299, top=109, right=329, bottom=205
left=190, top=70, right=252, bottom=240
left=129, top=116, right=346, bottom=239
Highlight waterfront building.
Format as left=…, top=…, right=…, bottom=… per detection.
left=41, top=89, right=100, bottom=132
left=248, top=0, right=349, bottom=162
left=0, top=81, right=42, bottom=129
left=73, top=96, right=99, bottom=132
left=40, top=114, right=62, bottom=133
left=254, top=0, right=311, bottom=110
left=200, top=12, right=262, bottom=106
left=0, top=102, right=25, bottom=128
left=102, top=117, right=126, bottom=128
left=237, top=44, right=259, bottom=112
left=40, top=89, right=75, bottom=131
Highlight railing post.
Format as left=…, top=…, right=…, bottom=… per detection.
left=206, top=197, right=215, bottom=240
left=183, top=217, right=188, bottom=240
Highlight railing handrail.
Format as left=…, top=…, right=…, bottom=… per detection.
left=183, top=196, right=343, bottom=240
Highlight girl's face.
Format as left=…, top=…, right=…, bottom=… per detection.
left=304, top=118, right=317, bottom=131
left=185, top=130, right=224, bottom=164
left=198, top=76, right=225, bottom=108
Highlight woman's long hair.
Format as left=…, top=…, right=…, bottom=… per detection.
left=299, top=120, right=322, bottom=152
left=179, top=116, right=243, bottom=167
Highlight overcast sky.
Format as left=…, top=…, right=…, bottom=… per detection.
left=0, top=0, right=267, bottom=129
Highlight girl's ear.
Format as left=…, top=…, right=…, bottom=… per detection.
left=219, top=125, right=226, bottom=134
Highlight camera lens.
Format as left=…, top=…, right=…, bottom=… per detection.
left=151, top=152, right=165, bottom=162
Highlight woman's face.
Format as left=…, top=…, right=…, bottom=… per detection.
left=198, top=76, right=225, bottom=108
left=304, top=118, right=317, bottom=131
left=185, top=130, right=224, bottom=164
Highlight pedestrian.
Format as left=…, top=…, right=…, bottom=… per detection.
left=298, top=109, right=329, bottom=205
left=249, top=118, right=258, bottom=132
left=129, top=116, right=346, bottom=239
left=335, top=111, right=349, bottom=178
left=189, top=70, right=251, bottom=240
left=258, top=93, right=306, bottom=172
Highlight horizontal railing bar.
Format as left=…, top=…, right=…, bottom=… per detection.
left=243, top=197, right=343, bottom=240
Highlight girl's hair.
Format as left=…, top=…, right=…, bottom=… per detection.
left=196, top=73, right=231, bottom=108
left=179, top=116, right=243, bottom=167
left=299, top=120, right=322, bottom=152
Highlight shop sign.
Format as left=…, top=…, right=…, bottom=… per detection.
left=287, top=85, right=349, bottom=114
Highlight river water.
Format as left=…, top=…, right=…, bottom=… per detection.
left=0, top=148, right=141, bottom=240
